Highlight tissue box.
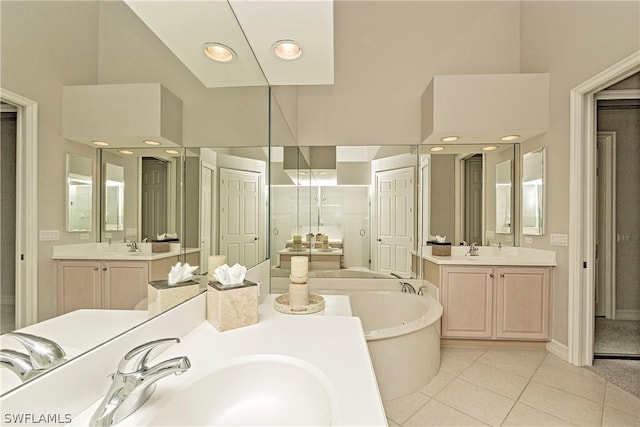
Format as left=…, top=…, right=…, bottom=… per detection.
left=147, top=279, right=201, bottom=317
left=432, top=242, right=451, bottom=256
left=207, top=280, right=258, bottom=332
left=151, top=242, right=170, bottom=253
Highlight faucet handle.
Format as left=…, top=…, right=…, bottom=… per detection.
left=118, top=338, right=180, bottom=374
left=5, top=332, right=66, bottom=370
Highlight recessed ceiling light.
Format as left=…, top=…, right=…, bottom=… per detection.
left=430, top=146, right=445, bottom=152
left=501, top=135, right=520, bottom=141
left=143, top=140, right=160, bottom=146
left=118, top=150, right=133, bottom=155
left=299, top=171, right=308, bottom=175
left=203, top=42, right=236, bottom=63
left=273, top=40, right=302, bottom=60
left=92, top=140, right=110, bottom=146
left=441, top=136, right=459, bottom=142
left=318, top=171, right=328, bottom=176
left=165, top=149, right=180, bottom=155
left=482, top=146, right=498, bottom=151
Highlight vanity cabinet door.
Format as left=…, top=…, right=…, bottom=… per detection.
left=57, top=261, right=102, bottom=315
left=102, top=261, right=149, bottom=310
left=441, top=266, right=494, bottom=338
left=496, top=267, right=550, bottom=340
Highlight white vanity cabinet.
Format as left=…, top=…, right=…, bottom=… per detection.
left=57, top=260, right=149, bottom=314
left=440, top=265, right=551, bottom=341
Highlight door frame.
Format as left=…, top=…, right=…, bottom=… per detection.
left=454, top=154, right=486, bottom=246
left=199, top=161, right=216, bottom=270
left=568, top=50, right=639, bottom=366
left=0, top=88, right=38, bottom=328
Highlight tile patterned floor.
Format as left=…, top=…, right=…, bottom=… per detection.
left=383, top=347, right=640, bottom=427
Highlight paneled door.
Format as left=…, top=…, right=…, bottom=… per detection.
left=375, top=167, right=413, bottom=277
left=219, top=168, right=260, bottom=267
left=141, top=158, right=168, bottom=241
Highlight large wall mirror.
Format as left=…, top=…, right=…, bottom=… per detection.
left=419, top=143, right=520, bottom=248
left=522, top=148, right=545, bottom=236
left=66, top=153, right=93, bottom=232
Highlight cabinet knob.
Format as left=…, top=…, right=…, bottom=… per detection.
left=500, top=273, right=505, bottom=278
left=489, top=273, right=494, bottom=278
left=94, top=267, right=99, bottom=271
left=103, top=267, right=107, bottom=271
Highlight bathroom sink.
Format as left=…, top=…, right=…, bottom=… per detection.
left=145, top=354, right=339, bottom=426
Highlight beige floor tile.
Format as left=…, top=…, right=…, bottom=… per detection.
left=420, top=371, right=455, bottom=397
left=404, top=399, right=488, bottom=427
left=532, top=355, right=606, bottom=403
left=439, top=352, right=478, bottom=376
left=459, top=361, right=529, bottom=400
left=476, top=348, right=546, bottom=379
left=519, top=381, right=604, bottom=426
left=502, top=402, right=579, bottom=426
left=386, top=417, right=400, bottom=427
left=383, top=391, right=430, bottom=425
left=434, top=378, right=515, bottom=426
left=605, top=382, right=640, bottom=418
left=441, top=347, right=487, bottom=362
left=603, top=405, right=640, bottom=427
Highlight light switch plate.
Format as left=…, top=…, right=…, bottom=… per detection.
left=126, top=228, right=137, bottom=237
left=80, top=233, right=90, bottom=240
left=485, top=231, right=495, bottom=239
left=505, top=235, right=512, bottom=242
left=525, top=237, right=533, bottom=244
left=550, top=233, right=568, bottom=246
left=39, top=230, right=60, bottom=241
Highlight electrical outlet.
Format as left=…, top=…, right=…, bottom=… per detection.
left=126, top=228, right=137, bottom=237
left=550, top=233, right=568, bottom=246
left=80, top=233, right=90, bottom=240
left=505, top=235, right=512, bottom=242
left=105, top=232, right=113, bottom=238
left=39, top=230, right=60, bottom=241
left=525, top=237, right=533, bottom=244
left=485, top=231, right=495, bottom=239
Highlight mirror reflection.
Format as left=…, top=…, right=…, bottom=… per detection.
left=270, top=145, right=419, bottom=292
left=419, top=144, right=519, bottom=248
left=66, top=153, right=93, bottom=232
left=522, top=148, right=545, bottom=236
left=104, top=163, right=124, bottom=232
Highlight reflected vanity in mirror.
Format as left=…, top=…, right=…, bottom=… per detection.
left=66, top=153, right=93, bottom=232
left=522, top=148, right=545, bottom=235
left=420, top=144, right=519, bottom=248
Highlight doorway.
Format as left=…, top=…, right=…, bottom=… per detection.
left=141, top=157, right=168, bottom=241
left=200, top=162, right=216, bottom=271
left=593, top=95, right=640, bottom=359
left=1, top=105, right=17, bottom=333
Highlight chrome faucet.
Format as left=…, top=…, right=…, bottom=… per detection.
left=126, top=240, right=141, bottom=253
left=466, top=242, right=479, bottom=256
left=0, top=332, right=66, bottom=381
left=400, top=282, right=416, bottom=294
left=417, top=286, right=428, bottom=296
left=89, top=338, right=191, bottom=427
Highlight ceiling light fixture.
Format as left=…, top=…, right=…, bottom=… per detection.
left=441, top=136, right=459, bottom=142
left=165, top=149, right=180, bottom=155
left=92, top=140, right=110, bottom=146
left=482, top=146, right=498, bottom=151
left=500, top=135, right=520, bottom=141
left=143, top=140, right=161, bottom=146
left=203, top=42, right=236, bottom=63
left=273, top=40, right=302, bottom=60
left=430, top=146, right=445, bottom=152
left=118, top=150, right=134, bottom=155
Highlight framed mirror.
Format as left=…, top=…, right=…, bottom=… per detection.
left=103, top=163, right=125, bottom=232
left=522, top=148, right=545, bottom=235
left=66, top=153, right=93, bottom=232
left=495, top=159, right=513, bottom=234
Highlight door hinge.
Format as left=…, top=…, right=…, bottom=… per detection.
left=20, top=254, right=24, bottom=261
left=583, top=261, right=587, bottom=268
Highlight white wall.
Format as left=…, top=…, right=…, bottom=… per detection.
left=519, top=1, right=640, bottom=346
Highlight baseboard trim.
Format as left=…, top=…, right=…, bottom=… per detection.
left=546, top=339, right=569, bottom=362
left=615, top=309, right=640, bottom=321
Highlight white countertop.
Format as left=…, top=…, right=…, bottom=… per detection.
left=279, top=248, right=343, bottom=256
left=70, top=294, right=386, bottom=426
left=52, top=242, right=200, bottom=261
left=418, top=245, right=557, bottom=266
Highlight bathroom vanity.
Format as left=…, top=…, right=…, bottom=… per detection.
left=53, top=243, right=200, bottom=314
left=417, top=246, right=556, bottom=341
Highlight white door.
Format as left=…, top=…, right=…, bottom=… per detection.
left=141, top=158, right=168, bottom=241
left=220, top=168, right=260, bottom=267
left=465, top=155, right=483, bottom=245
left=376, top=167, right=414, bottom=277
left=200, top=163, right=215, bottom=272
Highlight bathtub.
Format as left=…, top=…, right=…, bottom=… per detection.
left=322, top=290, right=443, bottom=401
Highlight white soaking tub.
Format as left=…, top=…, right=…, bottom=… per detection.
left=333, top=290, right=443, bottom=401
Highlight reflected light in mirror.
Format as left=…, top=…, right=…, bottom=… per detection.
left=143, top=140, right=161, bottom=146
left=203, top=42, right=237, bottom=63
left=429, top=146, right=445, bottom=152
left=165, top=149, right=180, bottom=155
left=92, top=140, right=110, bottom=146
left=482, top=146, right=498, bottom=151
left=118, top=150, right=133, bottom=155
left=441, top=136, right=459, bottom=142
left=501, top=135, right=520, bottom=141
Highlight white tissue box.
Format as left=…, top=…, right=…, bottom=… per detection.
left=207, top=280, right=258, bottom=332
